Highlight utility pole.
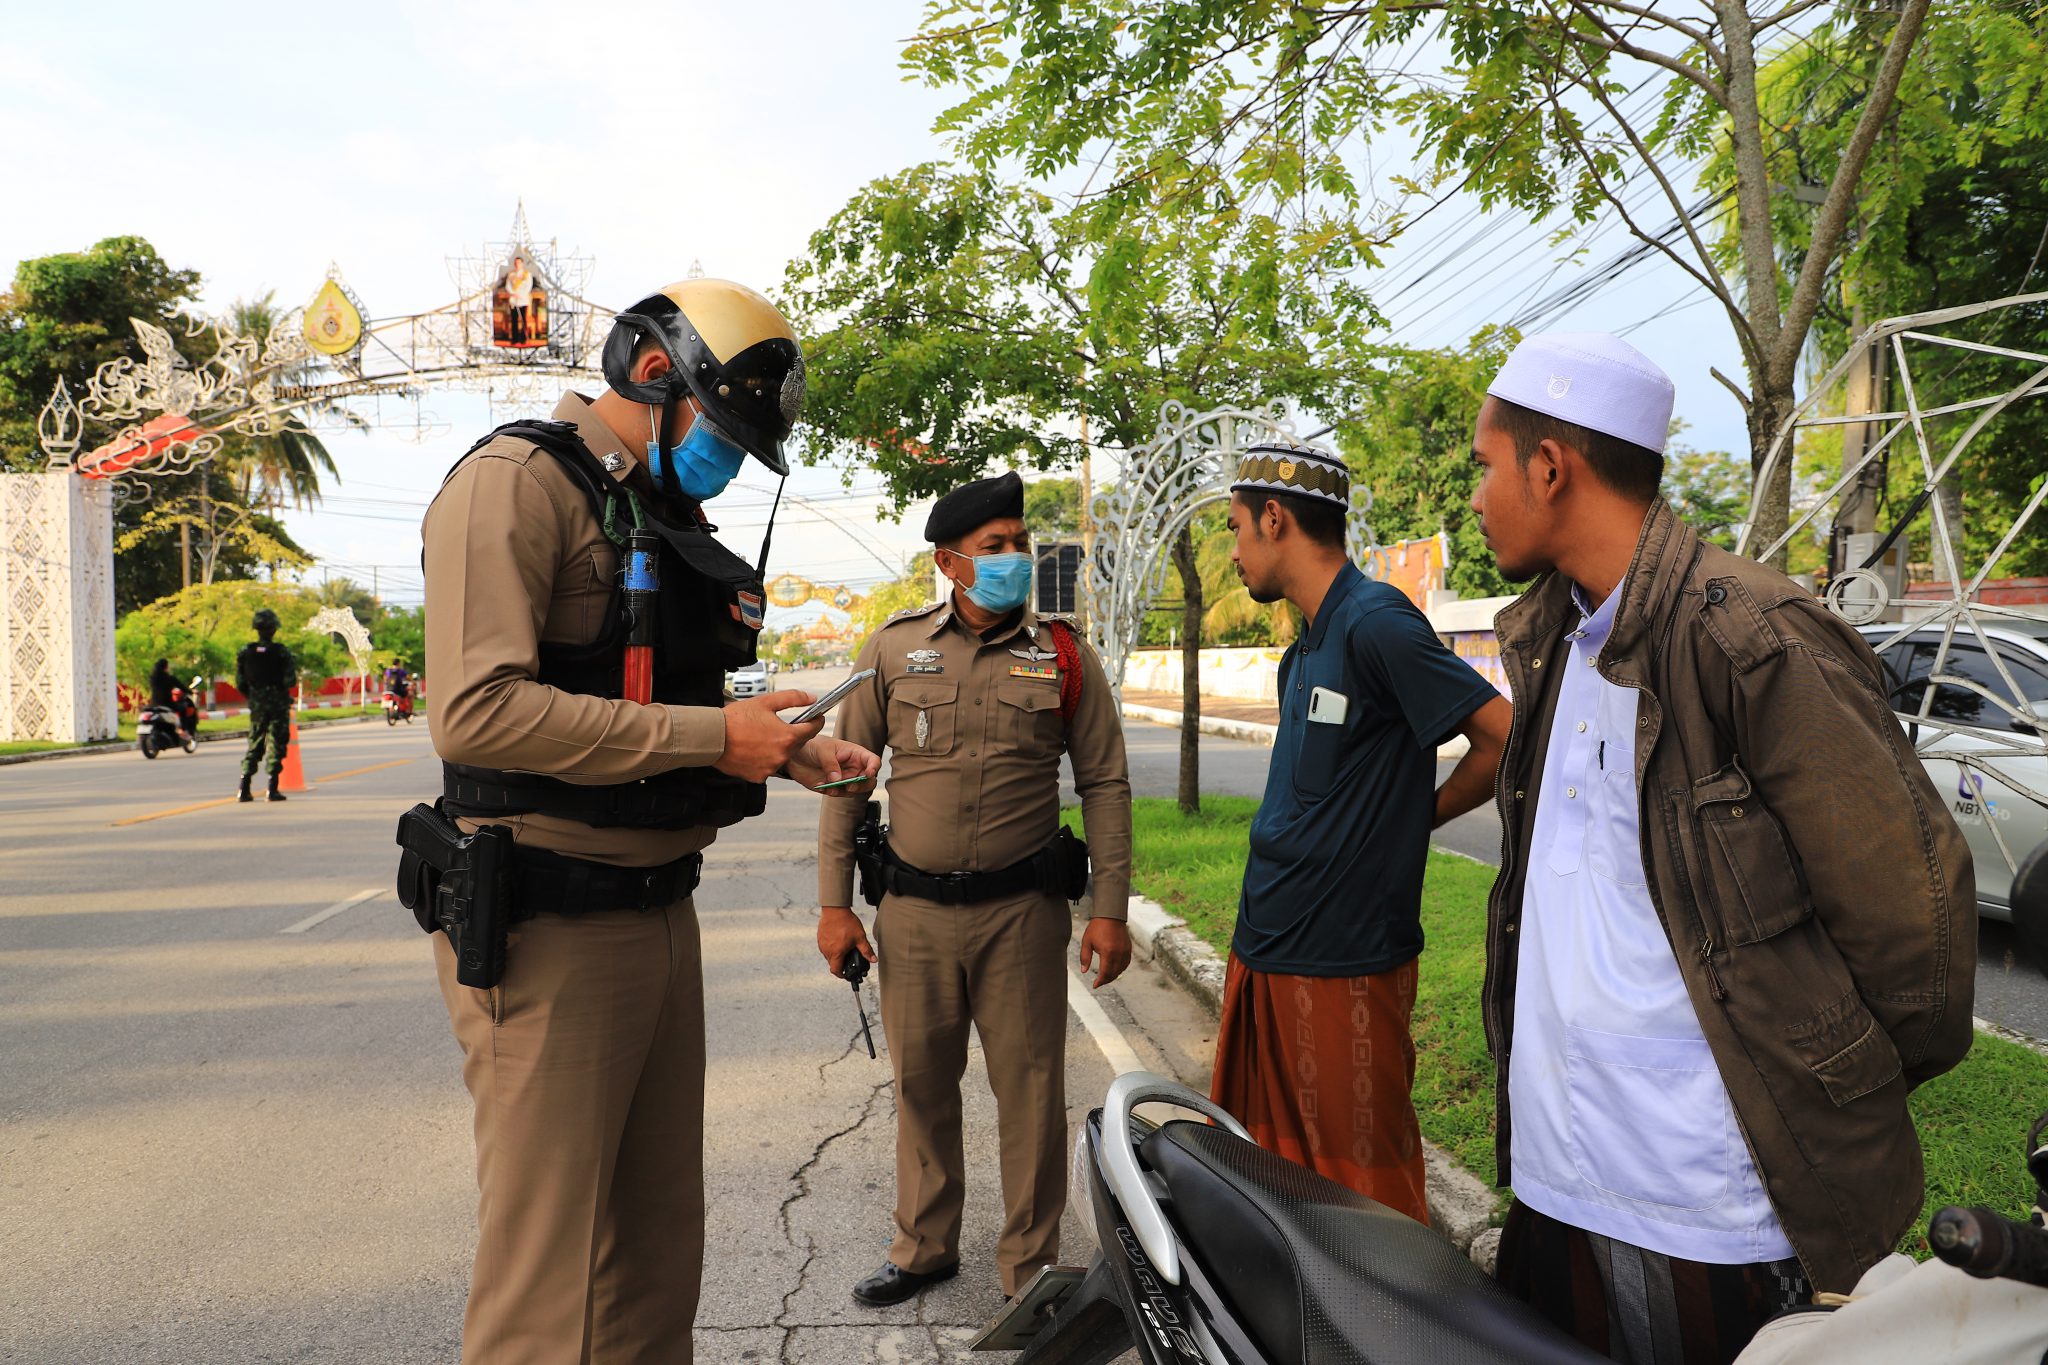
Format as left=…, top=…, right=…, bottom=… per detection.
left=1077, top=411, right=1095, bottom=631
left=1832, top=306, right=1889, bottom=579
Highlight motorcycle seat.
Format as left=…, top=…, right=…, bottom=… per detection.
left=1141, top=1120, right=1601, bottom=1365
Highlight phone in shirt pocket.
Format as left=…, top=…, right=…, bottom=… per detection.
left=1293, top=686, right=1350, bottom=797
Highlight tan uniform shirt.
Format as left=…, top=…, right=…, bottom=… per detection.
left=422, top=392, right=727, bottom=867
left=817, top=599, right=1133, bottom=919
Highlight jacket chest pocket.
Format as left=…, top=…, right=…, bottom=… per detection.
left=888, top=679, right=959, bottom=758
left=1686, top=761, right=1814, bottom=946
left=994, top=682, right=1062, bottom=758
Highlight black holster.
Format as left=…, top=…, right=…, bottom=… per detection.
left=396, top=801, right=512, bottom=989
left=851, top=800, right=885, bottom=908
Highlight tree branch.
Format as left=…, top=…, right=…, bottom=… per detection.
left=1555, top=0, right=1728, bottom=99
left=1775, top=0, right=1933, bottom=388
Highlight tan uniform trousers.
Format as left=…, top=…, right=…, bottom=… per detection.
left=435, top=899, right=705, bottom=1365
left=877, top=888, right=1072, bottom=1296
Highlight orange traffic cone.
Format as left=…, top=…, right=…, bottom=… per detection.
left=279, top=717, right=310, bottom=793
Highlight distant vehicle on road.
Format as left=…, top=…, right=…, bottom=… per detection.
left=1858, top=618, right=2048, bottom=919
left=726, top=664, right=771, bottom=699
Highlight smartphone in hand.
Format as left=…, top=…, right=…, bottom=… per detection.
left=785, top=669, right=877, bottom=725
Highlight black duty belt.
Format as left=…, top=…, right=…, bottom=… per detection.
left=879, top=843, right=1056, bottom=907
left=508, top=844, right=704, bottom=922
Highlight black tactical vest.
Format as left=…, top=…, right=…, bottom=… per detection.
left=240, top=641, right=290, bottom=690
left=439, top=420, right=768, bottom=831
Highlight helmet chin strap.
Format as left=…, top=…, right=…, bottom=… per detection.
left=755, top=472, right=788, bottom=579
left=647, top=392, right=685, bottom=496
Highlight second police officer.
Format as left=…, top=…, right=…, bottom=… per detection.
left=817, top=472, right=1135, bottom=1307
left=417, top=277, right=879, bottom=1364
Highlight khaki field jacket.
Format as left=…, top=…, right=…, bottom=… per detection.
left=1484, top=500, right=1977, bottom=1292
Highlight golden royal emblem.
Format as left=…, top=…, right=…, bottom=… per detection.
left=303, top=279, right=363, bottom=356
left=1277, top=459, right=1297, bottom=482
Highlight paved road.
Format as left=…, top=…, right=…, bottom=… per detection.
left=0, top=712, right=1218, bottom=1363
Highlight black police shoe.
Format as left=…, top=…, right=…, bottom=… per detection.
left=851, top=1260, right=958, bottom=1306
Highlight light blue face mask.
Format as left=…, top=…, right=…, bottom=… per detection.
left=647, top=404, right=747, bottom=502
left=956, top=551, right=1034, bottom=613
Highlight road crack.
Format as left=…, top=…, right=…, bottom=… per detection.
left=773, top=1076, right=893, bottom=1363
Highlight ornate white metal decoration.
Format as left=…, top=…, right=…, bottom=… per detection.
left=1088, top=400, right=1377, bottom=693
left=307, top=606, right=376, bottom=708
left=1739, top=291, right=2048, bottom=874
left=0, top=472, right=118, bottom=742
left=10, top=203, right=620, bottom=742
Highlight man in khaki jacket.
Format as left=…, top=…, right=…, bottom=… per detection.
left=816, top=471, right=1134, bottom=1306
left=1470, top=332, right=1974, bottom=1363
left=422, top=278, right=878, bottom=1364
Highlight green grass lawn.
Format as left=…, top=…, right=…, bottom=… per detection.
left=1096, top=794, right=2048, bottom=1253
left=0, top=703, right=403, bottom=758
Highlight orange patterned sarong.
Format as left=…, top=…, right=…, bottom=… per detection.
left=1209, top=952, right=1428, bottom=1224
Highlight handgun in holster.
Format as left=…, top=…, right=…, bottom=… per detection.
left=850, top=799, right=886, bottom=909
left=395, top=801, right=514, bottom=990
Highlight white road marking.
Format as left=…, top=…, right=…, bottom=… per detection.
left=1067, top=969, right=1147, bottom=1075
left=281, top=887, right=384, bottom=935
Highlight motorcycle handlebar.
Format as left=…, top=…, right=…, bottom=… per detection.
left=1928, top=1206, right=2048, bottom=1287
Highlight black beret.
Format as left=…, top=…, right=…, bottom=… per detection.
left=923, top=470, right=1025, bottom=544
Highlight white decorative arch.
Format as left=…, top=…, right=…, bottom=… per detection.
left=308, top=606, right=376, bottom=709
left=1087, top=400, right=1376, bottom=692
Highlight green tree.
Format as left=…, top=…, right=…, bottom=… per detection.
left=786, top=164, right=1378, bottom=809
left=1714, top=0, right=2048, bottom=578
left=372, top=605, right=426, bottom=675
left=115, top=581, right=348, bottom=698
left=906, top=0, right=1941, bottom=560
left=217, top=293, right=345, bottom=509
left=0, top=236, right=204, bottom=469
left=1337, top=332, right=1518, bottom=600
left=1022, top=476, right=1085, bottom=536
left=852, top=552, right=941, bottom=633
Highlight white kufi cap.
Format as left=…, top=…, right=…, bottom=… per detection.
left=1486, top=331, right=1675, bottom=455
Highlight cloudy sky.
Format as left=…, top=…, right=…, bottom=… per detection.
left=1, top=1, right=1750, bottom=607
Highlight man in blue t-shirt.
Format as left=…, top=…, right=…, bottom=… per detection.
left=1212, top=441, right=1510, bottom=1220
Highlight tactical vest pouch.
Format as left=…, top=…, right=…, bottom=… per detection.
left=645, top=513, right=764, bottom=672
left=395, top=801, right=513, bottom=989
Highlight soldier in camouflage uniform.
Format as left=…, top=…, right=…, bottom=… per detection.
left=236, top=608, right=297, bottom=803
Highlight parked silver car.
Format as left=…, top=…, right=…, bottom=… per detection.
left=1858, top=618, right=2048, bottom=919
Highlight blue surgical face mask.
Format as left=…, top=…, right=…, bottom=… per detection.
left=955, top=550, right=1034, bottom=613
left=647, top=404, right=747, bottom=502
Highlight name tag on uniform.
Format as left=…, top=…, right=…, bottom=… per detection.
left=1307, top=686, right=1349, bottom=725
left=1009, top=664, right=1058, bottom=682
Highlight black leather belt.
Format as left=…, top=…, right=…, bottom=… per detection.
left=507, top=845, right=704, bottom=922
left=879, top=843, right=1053, bottom=907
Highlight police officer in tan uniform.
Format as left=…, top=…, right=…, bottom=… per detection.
left=419, top=277, right=879, bottom=1364
left=816, top=471, right=1134, bottom=1306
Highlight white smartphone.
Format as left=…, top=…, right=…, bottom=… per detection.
left=786, top=669, right=878, bottom=725
left=1307, top=686, right=1350, bottom=725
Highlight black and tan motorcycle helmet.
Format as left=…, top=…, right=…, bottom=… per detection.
left=600, top=278, right=805, bottom=476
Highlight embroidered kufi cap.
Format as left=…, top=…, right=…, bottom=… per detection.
left=1229, top=441, right=1350, bottom=510
left=1486, top=331, right=1675, bottom=454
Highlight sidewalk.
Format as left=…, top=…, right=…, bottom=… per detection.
left=1121, top=687, right=1471, bottom=758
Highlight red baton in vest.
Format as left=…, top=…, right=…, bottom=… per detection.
left=622, top=528, right=659, bottom=704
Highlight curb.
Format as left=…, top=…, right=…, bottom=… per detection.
left=1120, top=702, right=1473, bottom=761
left=1126, top=890, right=1504, bottom=1268
left=0, top=711, right=403, bottom=767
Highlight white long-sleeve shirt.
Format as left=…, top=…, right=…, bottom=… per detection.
left=1507, top=580, right=1795, bottom=1264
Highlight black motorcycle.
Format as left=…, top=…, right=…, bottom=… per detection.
left=137, top=697, right=198, bottom=759
left=972, top=1073, right=1602, bottom=1364
left=980, top=842, right=2048, bottom=1364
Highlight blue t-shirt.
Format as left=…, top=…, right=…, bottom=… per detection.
left=1233, top=563, right=1501, bottom=977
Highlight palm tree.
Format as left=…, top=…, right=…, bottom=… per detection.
left=1195, top=526, right=1300, bottom=647
left=219, top=293, right=346, bottom=509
